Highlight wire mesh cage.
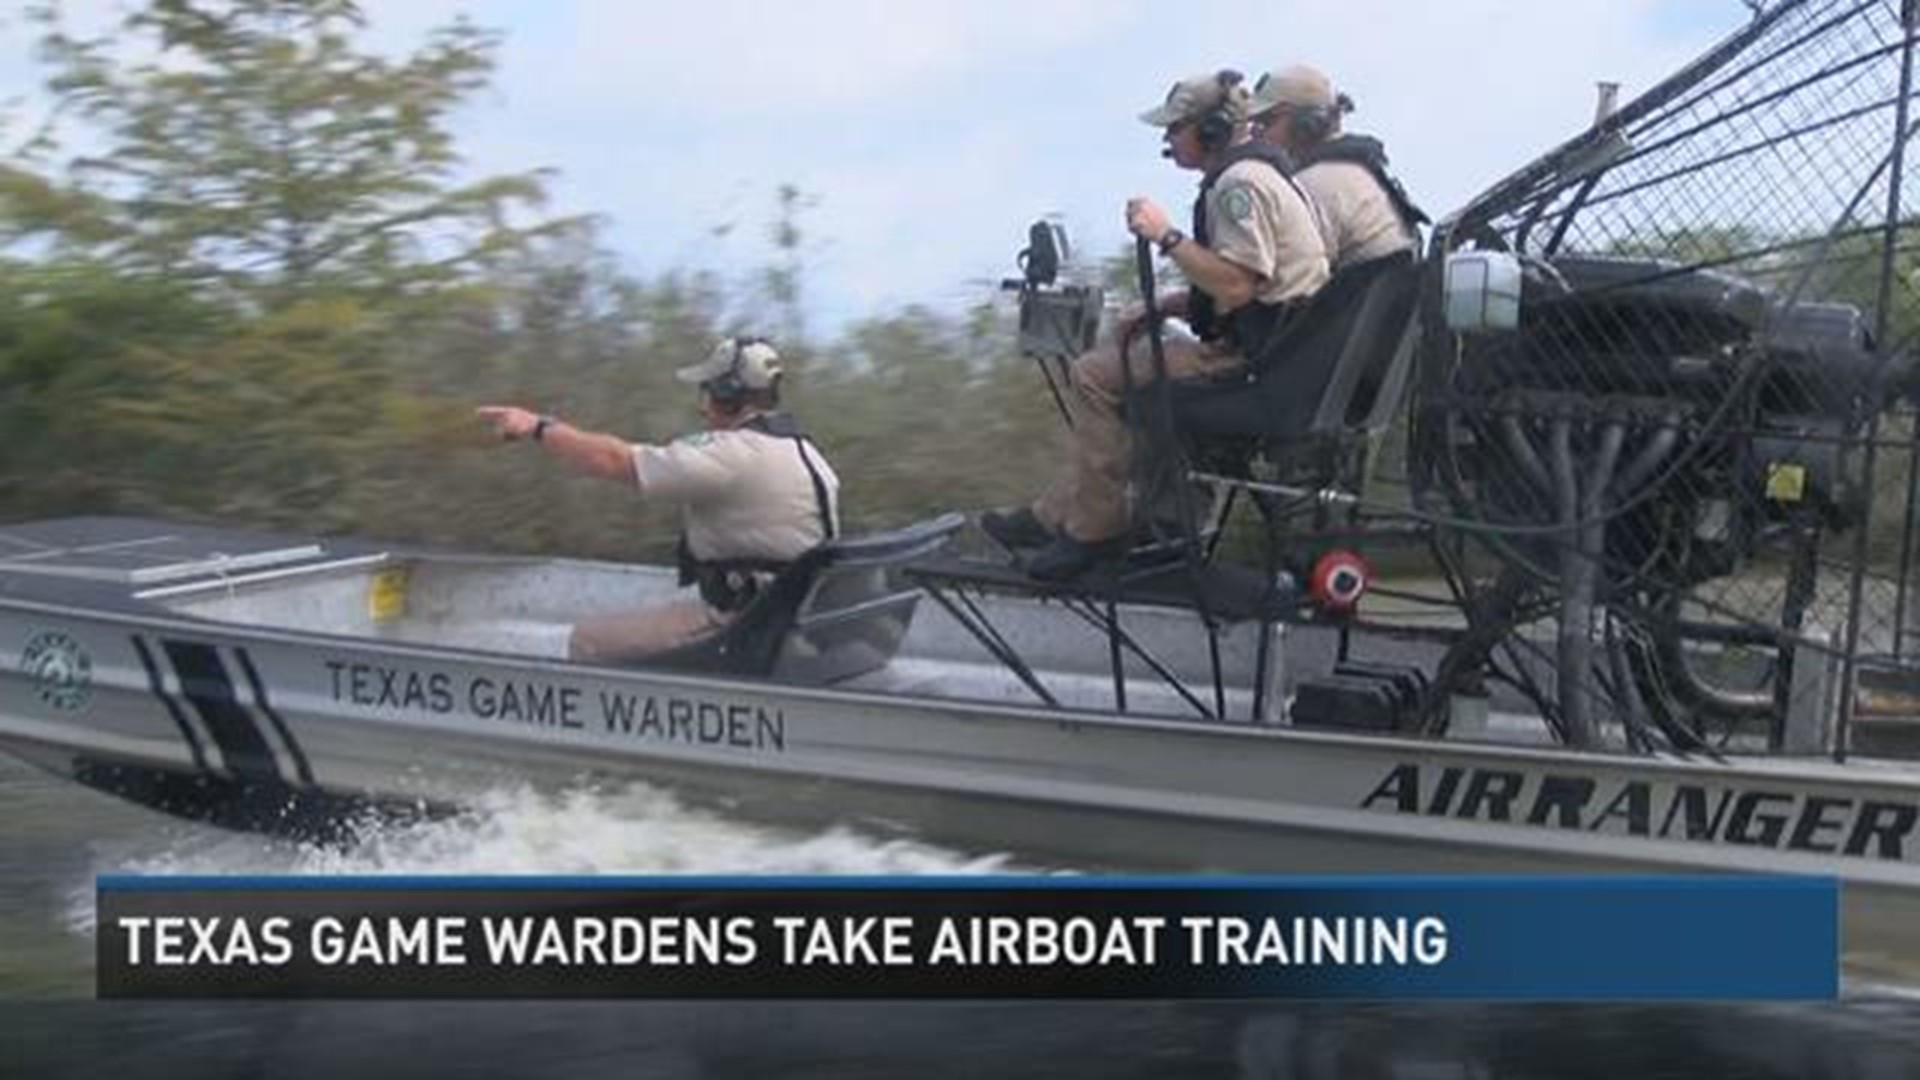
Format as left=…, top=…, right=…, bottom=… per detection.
left=1415, top=0, right=1920, bottom=755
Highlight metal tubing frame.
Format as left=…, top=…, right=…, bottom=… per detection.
left=1056, top=595, right=1221, bottom=720
left=920, top=584, right=1060, bottom=708
left=1837, top=0, right=1919, bottom=762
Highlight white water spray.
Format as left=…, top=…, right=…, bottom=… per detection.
left=66, top=780, right=1029, bottom=935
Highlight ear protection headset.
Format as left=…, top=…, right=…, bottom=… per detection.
left=1194, top=69, right=1245, bottom=151
left=1275, top=88, right=1356, bottom=145
left=703, top=335, right=771, bottom=408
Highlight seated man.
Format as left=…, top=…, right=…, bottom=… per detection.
left=1250, top=64, right=1426, bottom=270
left=476, top=337, right=840, bottom=664
left=983, top=70, right=1331, bottom=581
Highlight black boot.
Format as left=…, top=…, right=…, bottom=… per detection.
left=980, top=507, right=1055, bottom=550
left=1026, top=532, right=1130, bottom=582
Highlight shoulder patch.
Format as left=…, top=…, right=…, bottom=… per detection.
left=677, top=431, right=716, bottom=447
left=1222, top=186, right=1254, bottom=223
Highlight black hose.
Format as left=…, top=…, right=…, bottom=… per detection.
left=1498, top=415, right=1554, bottom=497
left=1550, top=419, right=1592, bottom=745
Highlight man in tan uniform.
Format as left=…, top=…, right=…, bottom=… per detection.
left=477, top=337, right=840, bottom=663
left=1250, top=64, right=1426, bottom=270
left=984, top=70, right=1331, bottom=580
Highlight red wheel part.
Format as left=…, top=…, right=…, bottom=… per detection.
left=1309, top=550, right=1369, bottom=613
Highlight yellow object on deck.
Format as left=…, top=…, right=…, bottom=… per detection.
left=368, top=565, right=409, bottom=623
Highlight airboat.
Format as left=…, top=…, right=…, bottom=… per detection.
left=6, top=0, right=1920, bottom=968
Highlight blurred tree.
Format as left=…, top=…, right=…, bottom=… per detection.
left=0, top=256, right=224, bottom=516
left=380, top=235, right=731, bottom=560
left=759, top=183, right=817, bottom=347
left=0, top=0, right=607, bottom=537
left=0, top=162, right=115, bottom=250
left=808, top=301, right=1059, bottom=529
left=1607, top=224, right=1770, bottom=268
left=1098, top=240, right=1183, bottom=306
left=27, top=0, right=578, bottom=303
left=0, top=1, right=1069, bottom=562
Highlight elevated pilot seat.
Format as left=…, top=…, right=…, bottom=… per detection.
left=647, top=513, right=965, bottom=684
left=1169, top=250, right=1422, bottom=507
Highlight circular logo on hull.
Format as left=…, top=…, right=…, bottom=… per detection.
left=22, top=631, right=92, bottom=712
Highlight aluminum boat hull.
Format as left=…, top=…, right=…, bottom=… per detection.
left=3, top=518, right=1915, bottom=973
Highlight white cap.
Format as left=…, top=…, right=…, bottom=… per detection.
left=1251, top=64, right=1337, bottom=116
left=674, top=337, right=783, bottom=389
left=1139, top=70, right=1250, bottom=128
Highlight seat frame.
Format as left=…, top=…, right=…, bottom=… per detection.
left=1107, top=251, right=1428, bottom=659
left=1170, top=251, right=1423, bottom=491
left=646, top=512, right=966, bottom=683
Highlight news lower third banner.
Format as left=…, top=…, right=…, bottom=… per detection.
left=95, top=875, right=1838, bottom=1000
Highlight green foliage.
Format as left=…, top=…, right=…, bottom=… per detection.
left=0, top=1, right=1075, bottom=570
left=0, top=163, right=115, bottom=247
left=759, top=183, right=817, bottom=344
left=1604, top=221, right=1920, bottom=348
left=807, top=301, right=1060, bottom=530
left=0, top=256, right=223, bottom=514
left=27, top=0, right=577, bottom=300
left=1607, top=224, right=1772, bottom=267
left=375, top=237, right=734, bottom=562
left=1795, top=223, right=1920, bottom=350
left=1098, top=239, right=1184, bottom=304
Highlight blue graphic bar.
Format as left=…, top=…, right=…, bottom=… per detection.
left=95, top=874, right=1838, bottom=1001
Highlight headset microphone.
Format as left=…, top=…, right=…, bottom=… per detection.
left=1161, top=146, right=1175, bottom=159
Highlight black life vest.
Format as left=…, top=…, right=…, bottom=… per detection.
left=674, top=412, right=838, bottom=613
left=1293, top=134, right=1430, bottom=233
left=1188, top=141, right=1306, bottom=352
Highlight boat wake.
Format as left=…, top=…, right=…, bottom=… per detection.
left=63, top=780, right=1027, bottom=935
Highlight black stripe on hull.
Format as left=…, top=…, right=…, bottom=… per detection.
left=69, top=757, right=446, bottom=846
left=233, top=647, right=315, bottom=785
left=162, top=640, right=280, bottom=782
left=129, top=636, right=209, bottom=774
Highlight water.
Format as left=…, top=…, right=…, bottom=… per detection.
left=7, top=754, right=1920, bottom=1078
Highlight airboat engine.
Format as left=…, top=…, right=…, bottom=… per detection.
left=1403, top=0, right=1920, bottom=758
left=1444, top=254, right=1897, bottom=569
left=1426, top=248, right=1911, bottom=750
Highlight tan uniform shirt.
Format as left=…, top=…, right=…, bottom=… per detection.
left=1204, top=158, right=1331, bottom=307
left=632, top=426, right=840, bottom=562
left=1297, top=161, right=1417, bottom=271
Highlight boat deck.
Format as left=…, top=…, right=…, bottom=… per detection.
left=0, top=517, right=380, bottom=602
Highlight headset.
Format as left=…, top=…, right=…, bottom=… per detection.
left=703, top=335, right=774, bottom=408
left=1290, top=92, right=1355, bottom=144
left=1194, top=69, right=1246, bottom=151
left=1258, top=73, right=1356, bottom=146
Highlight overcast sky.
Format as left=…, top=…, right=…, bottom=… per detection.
left=1, top=1, right=1747, bottom=332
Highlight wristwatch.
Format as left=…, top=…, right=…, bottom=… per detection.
left=1157, top=229, right=1187, bottom=256
left=531, top=416, right=556, bottom=442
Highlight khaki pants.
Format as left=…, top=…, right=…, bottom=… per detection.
left=569, top=598, right=733, bottom=665
left=1033, top=332, right=1243, bottom=542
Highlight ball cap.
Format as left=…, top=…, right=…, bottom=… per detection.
left=1139, top=71, right=1250, bottom=128
left=1251, top=64, right=1337, bottom=116
left=675, top=337, right=783, bottom=389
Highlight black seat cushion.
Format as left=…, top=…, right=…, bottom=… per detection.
left=644, top=546, right=832, bottom=677
left=645, top=513, right=965, bottom=679
left=1172, top=253, right=1418, bottom=443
